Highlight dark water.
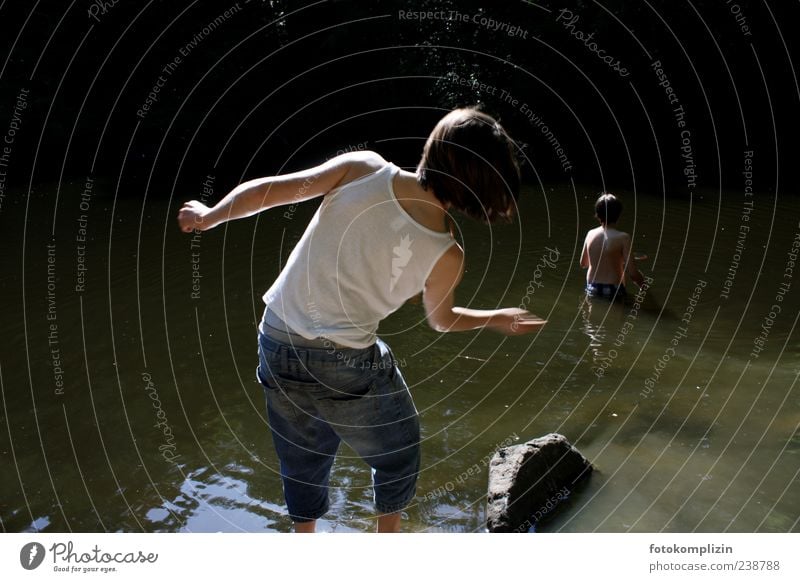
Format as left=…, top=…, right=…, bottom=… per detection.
left=1, top=181, right=798, bottom=533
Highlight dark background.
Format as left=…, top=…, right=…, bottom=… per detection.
left=0, top=0, right=796, bottom=205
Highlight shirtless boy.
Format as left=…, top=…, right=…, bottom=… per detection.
left=580, top=193, right=644, bottom=300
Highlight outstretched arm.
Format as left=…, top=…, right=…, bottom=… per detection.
left=177, top=152, right=366, bottom=232
left=423, top=244, right=546, bottom=335
left=622, top=234, right=645, bottom=286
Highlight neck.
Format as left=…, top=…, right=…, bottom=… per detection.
left=395, top=170, right=451, bottom=233
left=408, top=171, right=448, bottom=210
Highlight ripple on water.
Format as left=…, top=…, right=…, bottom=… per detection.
left=138, top=469, right=287, bottom=532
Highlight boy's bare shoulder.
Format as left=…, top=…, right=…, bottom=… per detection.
left=604, top=227, right=629, bottom=240
left=585, top=226, right=603, bottom=239
left=337, top=150, right=389, bottom=182
left=615, top=229, right=631, bottom=241
left=342, top=150, right=388, bottom=166
left=607, top=230, right=631, bottom=251
left=340, top=149, right=386, bottom=168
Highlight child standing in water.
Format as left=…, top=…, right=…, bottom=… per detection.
left=177, top=108, right=546, bottom=533
left=580, top=193, right=645, bottom=300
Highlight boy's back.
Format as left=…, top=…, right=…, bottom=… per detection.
left=580, top=193, right=644, bottom=297
left=582, top=225, right=630, bottom=285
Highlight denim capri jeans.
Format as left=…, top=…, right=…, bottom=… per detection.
left=256, top=308, right=420, bottom=522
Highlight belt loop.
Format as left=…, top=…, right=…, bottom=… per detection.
left=280, top=345, right=288, bottom=372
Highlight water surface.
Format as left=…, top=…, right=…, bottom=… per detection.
left=1, top=181, right=798, bottom=533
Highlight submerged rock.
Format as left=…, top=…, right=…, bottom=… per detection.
left=486, top=433, right=592, bottom=532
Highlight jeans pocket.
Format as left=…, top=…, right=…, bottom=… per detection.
left=256, top=356, right=283, bottom=391
left=312, top=380, right=385, bottom=430
left=314, top=378, right=376, bottom=402
left=257, top=351, right=319, bottom=395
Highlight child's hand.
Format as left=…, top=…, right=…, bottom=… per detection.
left=631, top=270, right=646, bottom=286
left=177, top=201, right=213, bottom=233
left=490, top=308, right=547, bottom=336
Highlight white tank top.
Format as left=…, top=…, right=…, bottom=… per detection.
left=262, top=158, right=455, bottom=348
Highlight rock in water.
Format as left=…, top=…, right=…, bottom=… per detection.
left=486, top=433, right=592, bottom=532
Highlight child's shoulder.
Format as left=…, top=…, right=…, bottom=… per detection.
left=333, top=149, right=390, bottom=177
left=604, top=228, right=630, bottom=246
left=331, top=150, right=392, bottom=189
left=585, top=226, right=630, bottom=242
left=336, top=149, right=387, bottom=166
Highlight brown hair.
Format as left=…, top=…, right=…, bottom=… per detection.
left=416, top=108, right=520, bottom=224
left=595, top=193, right=623, bottom=225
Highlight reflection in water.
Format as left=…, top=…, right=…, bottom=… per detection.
left=143, top=466, right=287, bottom=532
left=580, top=294, right=621, bottom=376
left=2, top=184, right=799, bottom=532
left=579, top=278, right=653, bottom=381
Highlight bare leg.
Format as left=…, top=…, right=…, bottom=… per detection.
left=294, top=520, right=316, bottom=533
left=377, top=512, right=401, bottom=533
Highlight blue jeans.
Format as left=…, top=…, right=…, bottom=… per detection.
left=256, top=310, right=420, bottom=522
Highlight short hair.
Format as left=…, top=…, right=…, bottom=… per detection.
left=417, top=108, right=520, bottom=224
left=595, top=193, right=622, bottom=224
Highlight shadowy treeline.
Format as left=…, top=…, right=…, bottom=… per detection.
left=0, top=0, right=796, bottom=199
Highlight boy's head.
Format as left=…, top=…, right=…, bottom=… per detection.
left=417, top=108, right=520, bottom=224
left=595, top=193, right=622, bottom=225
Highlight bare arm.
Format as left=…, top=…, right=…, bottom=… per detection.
left=622, top=233, right=645, bottom=286
left=177, top=152, right=372, bottom=232
left=580, top=235, right=590, bottom=269
left=423, top=244, right=546, bottom=335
